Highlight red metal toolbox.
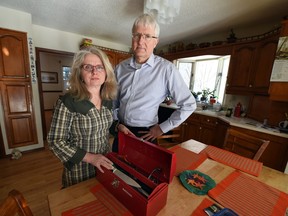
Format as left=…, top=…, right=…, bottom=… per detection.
left=96, top=132, right=176, bottom=216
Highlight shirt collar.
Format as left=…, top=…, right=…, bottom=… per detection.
left=130, top=53, right=155, bottom=69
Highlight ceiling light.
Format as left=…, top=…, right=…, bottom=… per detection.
left=144, top=0, right=180, bottom=24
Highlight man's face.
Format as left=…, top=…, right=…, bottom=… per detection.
left=132, top=24, right=159, bottom=63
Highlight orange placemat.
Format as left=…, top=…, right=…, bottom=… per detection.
left=190, top=198, right=214, bottom=216
left=208, top=170, right=288, bottom=216
left=62, top=200, right=113, bottom=216
left=170, top=145, right=207, bottom=176
left=90, top=184, right=132, bottom=216
left=62, top=184, right=132, bottom=216
left=203, top=145, right=262, bottom=176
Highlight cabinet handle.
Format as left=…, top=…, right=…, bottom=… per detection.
left=199, top=127, right=202, bottom=130
left=249, top=84, right=252, bottom=87
left=207, top=119, right=210, bottom=122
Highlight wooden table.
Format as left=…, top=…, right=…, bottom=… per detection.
left=48, top=145, right=288, bottom=216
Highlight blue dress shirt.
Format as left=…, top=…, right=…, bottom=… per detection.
left=113, top=54, right=196, bottom=133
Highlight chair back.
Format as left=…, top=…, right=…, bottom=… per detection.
left=157, top=125, right=182, bottom=148
left=0, top=190, right=33, bottom=216
left=223, top=128, right=269, bottom=161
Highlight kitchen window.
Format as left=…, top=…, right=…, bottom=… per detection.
left=175, top=55, right=230, bottom=103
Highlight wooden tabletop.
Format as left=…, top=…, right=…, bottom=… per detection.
left=48, top=156, right=288, bottom=216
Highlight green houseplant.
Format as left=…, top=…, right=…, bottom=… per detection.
left=200, top=88, right=215, bottom=102
left=191, top=91, right=201, bottom=101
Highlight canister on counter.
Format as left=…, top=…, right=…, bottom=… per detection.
left=226, top=108, right=233, bottom=117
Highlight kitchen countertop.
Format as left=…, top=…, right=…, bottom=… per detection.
left=195, top=109, right=288, bottom=138
left=159, top=103, right=288, bottom=139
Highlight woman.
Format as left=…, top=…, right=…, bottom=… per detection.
left=47, top=46, right=117, bottom=188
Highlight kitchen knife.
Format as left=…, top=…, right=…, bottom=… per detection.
left=112, top=167, right=141, bottom=188
left=112, top=166, right=150, bottom=197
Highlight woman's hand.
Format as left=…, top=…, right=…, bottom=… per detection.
left=83, top=153, right=113, bottom=173
left=118, top=124, right=135, bottom=136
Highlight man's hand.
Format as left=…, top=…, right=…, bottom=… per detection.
left=139, top=124, right=163, bottom=142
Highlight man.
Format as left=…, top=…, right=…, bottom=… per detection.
left=112, top=14, right=196, bottom=152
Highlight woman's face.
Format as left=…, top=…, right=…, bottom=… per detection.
left=81, top=53, right=106, bottom=89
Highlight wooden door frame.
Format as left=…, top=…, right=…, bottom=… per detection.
left=35, top=48, right=74, bottom=140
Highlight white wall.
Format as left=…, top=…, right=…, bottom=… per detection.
left=32, top=25, right=130, bottom=53
left=0, top=6, right=130, bottom=155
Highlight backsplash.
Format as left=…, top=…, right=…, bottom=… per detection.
left=223, top=94, right=288, bottom=127
left=222, top=94, right=250, bottom=115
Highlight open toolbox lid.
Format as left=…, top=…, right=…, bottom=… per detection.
left=118, top=132, right=176, bottom=184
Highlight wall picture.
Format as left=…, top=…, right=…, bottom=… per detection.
left=41, top=71, right=58, bottom=83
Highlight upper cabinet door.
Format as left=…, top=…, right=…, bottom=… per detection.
left=252, top=36, right=278, bottom=94
left=226, top=42, right=257, bottom=92
left=226, top=34, right=279, bottom=95
left=0, top=28, right=30, bottom=80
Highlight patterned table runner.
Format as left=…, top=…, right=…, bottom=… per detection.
left=208, top=170, right=288, bottom=216
left=203, top=145, right=262, bottom=176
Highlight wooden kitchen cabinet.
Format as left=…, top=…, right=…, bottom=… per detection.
left=215, top=119, right=229, bottom=147
left=0, top=81, right=38, bottom=148
left=231, top=126, right=288, bottom=172
left=80, top=45, right=131, bottom=68
left=0, top=28, right=30, bottom=80
left=226, top=41, right=257, bottom=93
left=104, top=50, right=131, bottom=68
left=0, top=28, right=38, bottom=150
left=269, top=19, right=288, bottom=102
left=182, top=113, right=219, bottom=146
left=226, top=34, right=278, bottom=95
left=252, top=36, right=279, bottom=94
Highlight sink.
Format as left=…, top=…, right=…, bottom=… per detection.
left=245, top=122, right=280, bottom=132
left=245, top=122, right=258, bottom=127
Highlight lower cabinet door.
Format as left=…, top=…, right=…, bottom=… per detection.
left=0, top=81, right=38, bottom=148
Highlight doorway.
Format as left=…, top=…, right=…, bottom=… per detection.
left=35, top=48, right=74, bottom=140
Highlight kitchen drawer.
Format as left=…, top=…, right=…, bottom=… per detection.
left=199, top=115, right=218, bottom=126
left=187, top=113, right=218, bottom=126
left=186, top=113, right=202, bottom=123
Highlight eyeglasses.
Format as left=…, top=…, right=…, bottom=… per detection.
left=81, top=64, right=105, bottom=73
left=132, top=33, right=158, bottom=42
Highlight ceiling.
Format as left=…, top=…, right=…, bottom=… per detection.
left=1, top=0, right=288, bottom=49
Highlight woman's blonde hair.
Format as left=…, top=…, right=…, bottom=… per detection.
left=67, top=46, right=117, bottom=101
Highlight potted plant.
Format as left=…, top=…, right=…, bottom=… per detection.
left=200, top=88, right=215, bottom=102
left=191, top=91, right=201, bottom=101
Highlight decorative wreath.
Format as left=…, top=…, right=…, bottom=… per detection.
left=179, top=170, right=216, bottom=195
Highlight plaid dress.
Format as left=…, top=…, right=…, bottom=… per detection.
left=47, top=94, right=112, bottom=187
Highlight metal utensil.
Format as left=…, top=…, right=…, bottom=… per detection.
left=112, top=166, right=149, bottom=197
left=112, top=167, right=141, bottom=188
